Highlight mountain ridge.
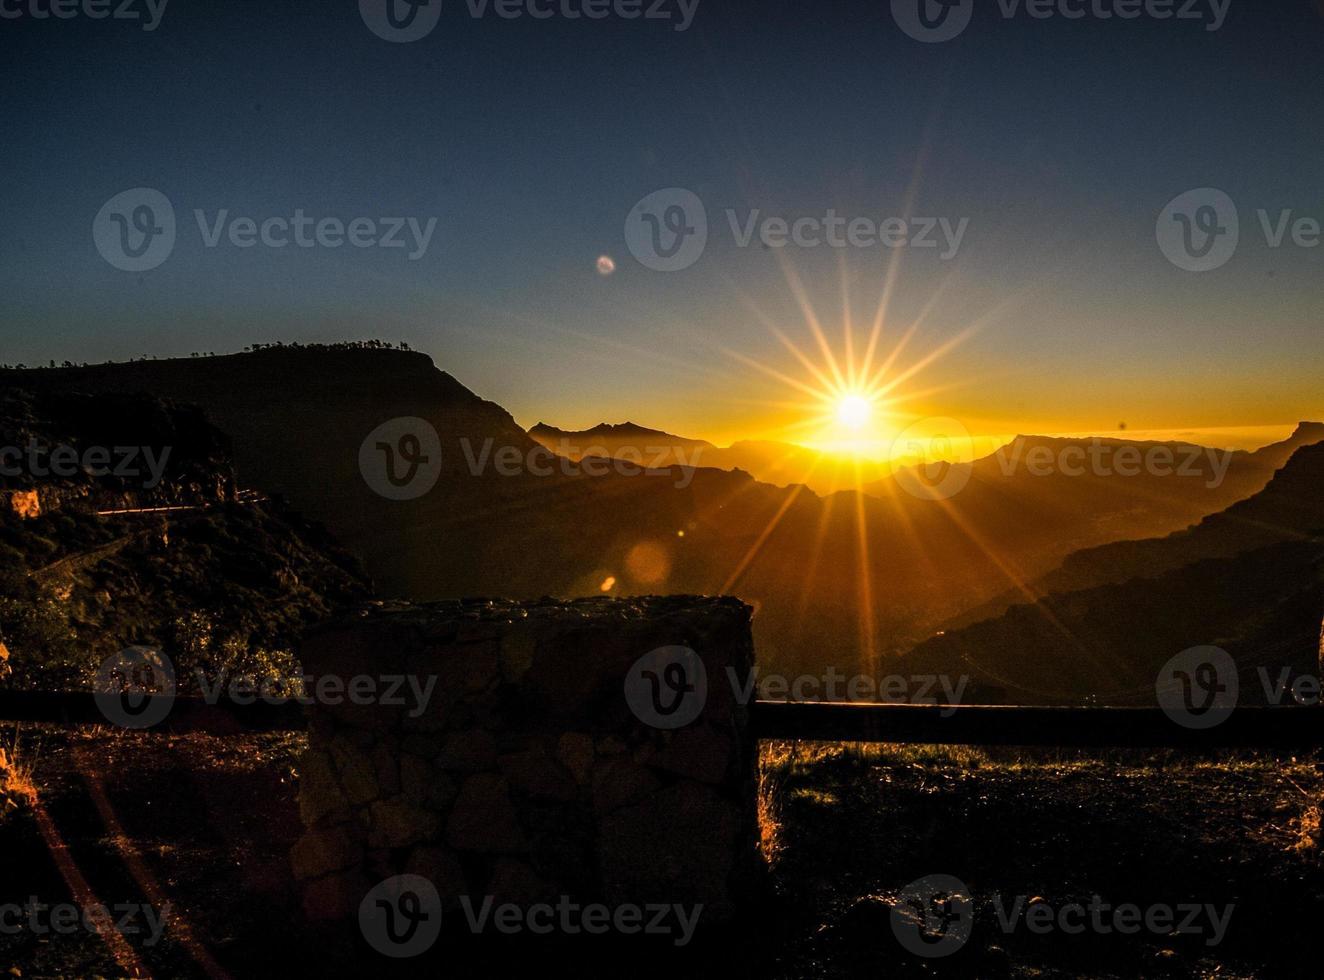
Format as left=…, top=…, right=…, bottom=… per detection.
left=902, top=441, right=1324, bottom=704
left=8, top=345, right=1315, bottom=688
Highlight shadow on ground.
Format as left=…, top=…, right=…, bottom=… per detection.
left=1, top=729, right=1319, bottom=978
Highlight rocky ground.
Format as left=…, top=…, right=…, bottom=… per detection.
left=0, top=727, right=1319, bottom=977
left=761, top=741, right=1324, bottom=978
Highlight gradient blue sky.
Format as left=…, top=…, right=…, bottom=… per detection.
left=2, top=1, right=1321, bottom=446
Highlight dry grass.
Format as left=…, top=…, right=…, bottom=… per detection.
left=1292, top=803, right=1322, bottom=854
left=1281, top=773, right=1323, bottom=856
left=758, top=740, right=1324, bottom=871
left=758, top=741, right=989, bottom=866
left=0, top=724, right=39, bottom=818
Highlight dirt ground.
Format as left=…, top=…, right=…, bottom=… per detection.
left=761, top=741, right=1324, bottom=978
left=1, top=727, right=1320, bottom=978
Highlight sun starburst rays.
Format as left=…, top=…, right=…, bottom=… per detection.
left=705, top=256, right=1003, bottom=677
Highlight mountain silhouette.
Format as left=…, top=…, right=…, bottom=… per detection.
left=901, top=441, right=1324, bottom=704
left=528, top=422, right=894, bottom=495
left=6, top=347, right=1316, bottom=686
left=943, top=422, right=1324, bottom=629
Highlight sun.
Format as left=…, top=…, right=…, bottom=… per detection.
left=836, top=394, right=873, bottom=430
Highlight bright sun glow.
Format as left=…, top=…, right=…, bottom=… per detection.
left=836, top=394, right=872, bottom=430
left=704, top=245, right=990, bottom=662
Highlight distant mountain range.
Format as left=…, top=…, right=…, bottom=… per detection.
left=528, top=421, right=894, bottom=495
left=5, top=347, right=1320, bottom=694
left=901, top=441, right=1324, bottom=704
left=534, top=419, right=1324, bottom=596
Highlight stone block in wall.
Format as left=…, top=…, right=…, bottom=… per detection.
left=292, top=596, right=762, bottom=936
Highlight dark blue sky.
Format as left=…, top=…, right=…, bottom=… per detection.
left=2, top=1, right=1321, bottom=442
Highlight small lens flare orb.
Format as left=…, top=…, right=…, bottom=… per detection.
left=596, top=255, right=616, bottom=276
left=836, top=394, right=872, bottom=430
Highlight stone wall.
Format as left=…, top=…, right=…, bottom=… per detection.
left=292, top=596, right=762, bottom=931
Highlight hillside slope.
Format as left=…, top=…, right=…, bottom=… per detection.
left=901, top=443, right=1324, bottom=704
left=942, top=424, right=1324, bottom=630
left=0, top=385, right=368, bottom=690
